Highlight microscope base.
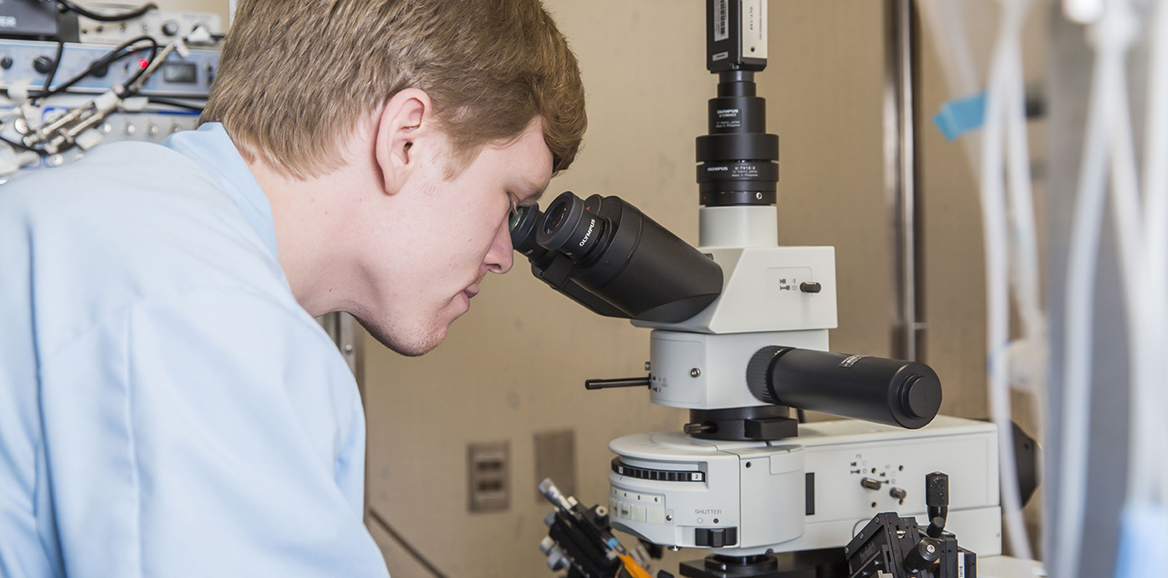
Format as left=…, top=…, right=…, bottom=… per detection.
left=679, top=549, right=846, bottom=578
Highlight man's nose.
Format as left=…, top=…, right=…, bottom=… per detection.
left=484, top=219, right=514, bottom=274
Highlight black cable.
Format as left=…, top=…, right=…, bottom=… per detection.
left=41, top=42, right=65, bottom=93
left=35, top=36, right=158, bottom=104
left=121, top=44, right=160, bottom=94
left=145, top=97, right=203, bottom=112
left=0, top=134, right=43, bottom=154
left=54, top=0, right=157, bottom=22
left=367, top=508, right=451, bottom=578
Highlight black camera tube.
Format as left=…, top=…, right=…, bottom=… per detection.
left=745, top=346, right=942, bottom=429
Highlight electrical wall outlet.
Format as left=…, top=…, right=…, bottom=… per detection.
left=468, top=441, right=509, bottom=512
left=534, top=429, right=576, bottom=501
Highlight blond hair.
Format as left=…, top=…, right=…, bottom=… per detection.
left=201, top=0, right=586, bottom=179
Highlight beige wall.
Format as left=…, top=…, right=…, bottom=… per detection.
left=363, top=1, right=1002, bottom=577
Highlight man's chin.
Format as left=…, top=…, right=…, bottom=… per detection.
left=358, top=316, right=448, bottom=357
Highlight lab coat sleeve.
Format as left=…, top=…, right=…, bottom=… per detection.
left=37, top=288, right=389, bottom=578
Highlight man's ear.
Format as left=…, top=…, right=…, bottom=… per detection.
left=374, top=88, right=433, bottom=195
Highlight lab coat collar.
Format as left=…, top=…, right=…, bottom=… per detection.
left=162, top=122, right=280, bottom=261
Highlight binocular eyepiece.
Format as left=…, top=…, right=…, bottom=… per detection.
left=510, top=191, right=723, bottom=323
left=537, top=193, right=608, bottom=262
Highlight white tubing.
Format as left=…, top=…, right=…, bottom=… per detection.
left=1100, top=3, right=1148, bottom=504
left=981, top=0, right=1035, bottom=560
left=1001, top=15, right=1047, bottom=450
left=1142, top=0, right=1168, bottom=504
left=1054, top=2, right=1135, bottom=577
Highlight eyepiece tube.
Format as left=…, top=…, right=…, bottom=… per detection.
left=536, top=192, right=608, bottom=261
left=746, top=347, right=942, bottom=429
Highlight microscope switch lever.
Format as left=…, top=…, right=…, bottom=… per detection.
left=860, top=477, right=883, bottom=490
left=586, top=376, right=652, bottom=390
left=925, top=472, right=950, bottom=537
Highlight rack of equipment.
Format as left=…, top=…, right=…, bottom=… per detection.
left=0, top=1, right=220, bottom=182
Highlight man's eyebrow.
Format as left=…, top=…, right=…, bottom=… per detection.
left=522, top=178, right=548, bottom=202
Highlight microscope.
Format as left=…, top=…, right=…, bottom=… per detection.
left=510, top=2, right=1002, bottom=576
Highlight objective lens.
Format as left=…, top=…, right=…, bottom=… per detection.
left=536, top=192, right=608, bottom=262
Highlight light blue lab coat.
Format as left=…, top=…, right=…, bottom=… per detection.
left=0, top=124, right=390, bottom=578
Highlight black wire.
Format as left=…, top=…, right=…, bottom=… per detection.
left=41, top=42, right=65, bottom=93
left=54, top=0, right=158, bottom=22
left=367, top=508, right=451, bottom=578
left=121, top=44, right=160, bottom=94
left=145, top=97, right=203, bottom=112
left=35, top=36, right=158, bottom=104
left=0, top=134, right=43, bottom=154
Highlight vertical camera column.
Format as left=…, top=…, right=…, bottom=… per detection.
left=697, top=0, right=779, bottom=207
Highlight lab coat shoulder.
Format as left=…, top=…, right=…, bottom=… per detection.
left=37, top=288, right=384, bottom=578
left=1, top=143, right=386, bottom=576
left=1, top=140, right=289, bottom=364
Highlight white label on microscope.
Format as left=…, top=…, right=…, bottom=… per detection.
left=714, top=0, right=729, bottom=41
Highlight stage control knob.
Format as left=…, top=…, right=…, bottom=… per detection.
left=860, top=477, right=882, bottom=491
left=33, top=56, right=55, bottom=75
left=546, top=548, right=569, bottom=571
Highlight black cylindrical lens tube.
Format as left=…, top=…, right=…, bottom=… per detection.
left=536, top=192, right=608, bottom=262
left=746, top=347, right=942, bottom=429
left=696, top=71, right=780, bottom=207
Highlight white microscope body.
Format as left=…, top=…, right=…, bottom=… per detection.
left=605, top=206, right=1003, bottom=559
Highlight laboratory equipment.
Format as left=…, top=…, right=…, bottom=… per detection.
left=515, top=2, right=1006, bottom=577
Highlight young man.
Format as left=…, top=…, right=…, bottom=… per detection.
left=0, top=1, right=586, bottom=576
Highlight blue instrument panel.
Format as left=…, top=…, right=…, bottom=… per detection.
left=0, top=39, right=218, bottom=97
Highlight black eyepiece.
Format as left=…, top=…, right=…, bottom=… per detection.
left=514, top=191, right=723, bottom=323
left=509, top=205, right=530, bottom=233
left=509, top=204, right=549, bottom=259
left=543, top=202, right=570, bottom=235
left=536, top=192, right=608, bottom=262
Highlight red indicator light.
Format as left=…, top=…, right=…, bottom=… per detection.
left=139, top=59, right=149, bottom=69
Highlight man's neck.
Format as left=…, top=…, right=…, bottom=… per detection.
left=245, top=156, right=374, bottom=318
